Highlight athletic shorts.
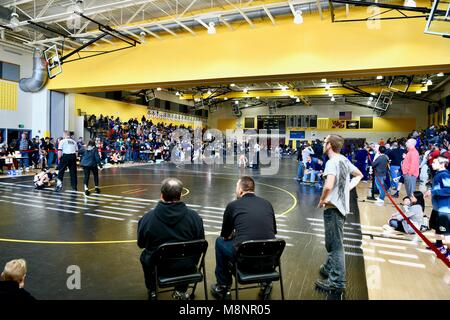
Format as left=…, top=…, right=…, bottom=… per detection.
left=429, top=210, right=450, bottom=235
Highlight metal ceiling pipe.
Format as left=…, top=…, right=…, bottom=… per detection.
left=19, top=48, right=48, bottom=92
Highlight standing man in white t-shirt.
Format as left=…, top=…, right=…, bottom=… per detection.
left=316, top=134, right=363, bottom=299
left=55, top=131, right=78, bottom=192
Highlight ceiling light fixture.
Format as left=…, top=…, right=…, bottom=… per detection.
left=256, top=96, right=260, bottom=100
left=321, top=78, right=327, bottom=83
left=230, top=83, right=235, bottom=87
left=437, top=72, right=444, bottom=77
left=293, top=10, right=303, bottom=25
left=371, top=92, right=376, bottom=96
left=296, top=97, right=300, bottom=103
left=404, top=0, right=417, bottom=7
left=243, top=88, right=248, bottom=94
left=207, top=22, right=216, bottom=35
left=139, top=31, right=146, bottom=43
left=376, top=75, right=383, bottom=80
left=207, top=89, right=212, bottom=95
left=10, top=12, right=20, bottom=30
left=224, top=97, right=228, bottom=100
left=416, top=90, right=421, bottom=94
left=175, top=91, right=180, bottom=96
left=328, top=93, right=333, bottom=97
left=234, top=100, right=239, bottom=105
left=325, top=83, right=331, bottom=90
left=330, top=96, right=335, bottom=102
left=369, top=97, right=374, bottom=101
left=156, top=87, right=162, bottom=91
left=426, top=79, right=433, bottom=86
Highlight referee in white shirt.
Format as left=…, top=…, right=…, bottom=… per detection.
left=55, top=131, right=78, bottom=192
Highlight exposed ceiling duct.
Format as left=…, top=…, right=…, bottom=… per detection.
left=19, top=48, right=48, bottom=92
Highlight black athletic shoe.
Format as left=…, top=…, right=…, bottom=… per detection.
left=148, top=290, right=157, bottom=301
left=315, top=278, right=345, bottom=295
left=210, top=284, right=231, bottom=300
left=55, top=184, right=62, bottom=192
left=95, top=187, right=100, bottom=194
left=319, top=264, right=329, bottom=278
left=258, top=282, right=272, bottom=300
left=84, top=189, right=90, bottom=196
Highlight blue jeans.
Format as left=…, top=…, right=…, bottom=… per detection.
left=303, top=170, right=317, bottom=183
left=375, top=176, right=385, bottom=200
left=297, top=162, right=303, bottom=179
left=389, top=219, right=414, bottom=234
left=214, top=237, right=235, bottom=286
left=390, top=165, right=400, bottom=189
left=322, top=208, right=346, bottom=289
left=356, top=162, right=367, bottom=181
left=47, top=152, right=55, bottom=167
left=20, top=152, right=29, bottom=168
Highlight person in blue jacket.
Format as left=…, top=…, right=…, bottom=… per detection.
left=79, top=139, right=103, bottom=196
left=425, top=156, right=450, bottom=261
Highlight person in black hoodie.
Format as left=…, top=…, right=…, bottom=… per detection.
left=79, top=140, right=103, bottom=196
left=137, top=178, right=204, bottom=300
left=0, top=259, right=35, bottom=301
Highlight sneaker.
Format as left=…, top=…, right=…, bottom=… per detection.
left=55, top=184, right=62, bottom=192
left=391, top=191, right=399, bottom=198
left=366, top=196, right=377, bottom=201
left=95, top=187, right=100, bottom=194
left=437, top=245, right=448, bottom=255
left=319, top=264, right=329, bottom=278
left=314, top=278, right=345, bottom=294
left=172, top=290, right=190, bottom=300
left=84, top=189, right=90, bottom=196
left=375, top=198, right=384, bottom=206
left=210, top=284, right=231, bottom=300
left=148, top=290, right=157, bottom=301
left=258, top=282, right=272, bottom=300
left=426, top=243, right=447, bottom=253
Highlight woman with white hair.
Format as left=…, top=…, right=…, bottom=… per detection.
left=402, top=138, right=420, bottom=197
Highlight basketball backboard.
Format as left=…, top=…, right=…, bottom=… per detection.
left=424, top=0, right=450, bottom=37
left=43, top=45, right=62, bottom=79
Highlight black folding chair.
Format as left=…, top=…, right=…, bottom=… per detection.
left=152, top=239, right=208, bottom=300
left=232, top=239, right=286, bottom=300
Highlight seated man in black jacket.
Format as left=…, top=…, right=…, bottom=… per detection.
left=137, top=178, right=204, bottom=300
left=211, top=176, right=277, bottom=300
left=0, top=259, right=35, bottom=301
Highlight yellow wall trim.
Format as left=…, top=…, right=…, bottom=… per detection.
left=0, top=80, right=18, bottom=111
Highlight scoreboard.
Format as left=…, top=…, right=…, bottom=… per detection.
left=257, top=115, right=286, bottom=134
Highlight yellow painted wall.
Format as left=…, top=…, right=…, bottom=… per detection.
left=75, top=94, right=148, bottom=120
left=74, top=94, right=201, bottom=128
left=48, top=2, right=450, bottom=92
left=217, top=118, right=237, bottom=131
left=0, top=79, right=18, bottom=111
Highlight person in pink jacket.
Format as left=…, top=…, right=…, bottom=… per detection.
left=402, top=138, right=420, bottom=197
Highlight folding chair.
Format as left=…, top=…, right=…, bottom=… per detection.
left=152, top=239, right=208, bottom=300
left=232, top=239, right=286, bottom=300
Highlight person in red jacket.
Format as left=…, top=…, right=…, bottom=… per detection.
left=402, top=138, right=420, bottom=197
